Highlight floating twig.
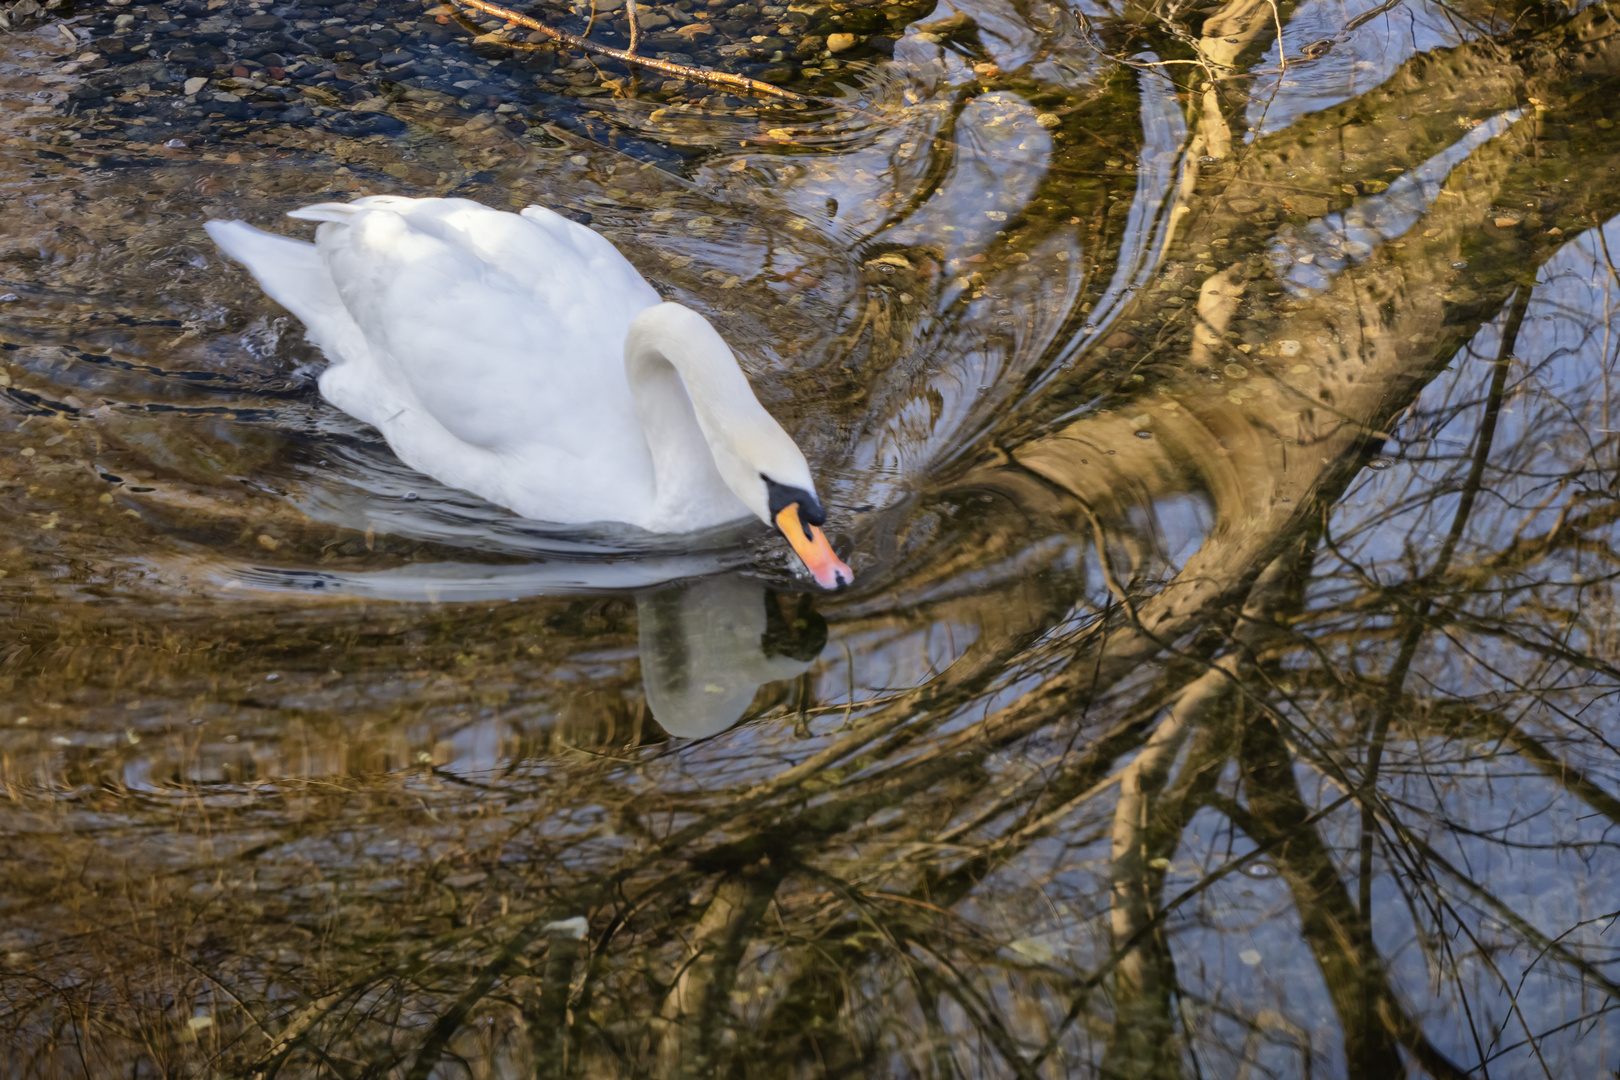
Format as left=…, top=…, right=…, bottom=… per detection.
left=448, top=0, right=821, bottom=104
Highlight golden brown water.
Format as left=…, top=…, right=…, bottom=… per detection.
left=0, top=0, right=1617, bottom=1074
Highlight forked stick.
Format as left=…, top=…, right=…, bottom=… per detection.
left=448, top=0, right=822, bottom=104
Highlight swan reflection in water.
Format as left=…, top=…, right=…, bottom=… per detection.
left=637, top=574, right=826, bottom=739
left=227, top=560, right=823, bottom=739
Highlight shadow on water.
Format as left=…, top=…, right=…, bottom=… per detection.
left=0, top=0, right=1617, bottom=1074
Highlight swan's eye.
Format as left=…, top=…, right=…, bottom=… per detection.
left=763, top=476, right=825, bottom=530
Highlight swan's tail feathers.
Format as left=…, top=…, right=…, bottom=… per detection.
left=286, top=201, right=365, bottom=225
left=204, top=219, right=347, bottom=333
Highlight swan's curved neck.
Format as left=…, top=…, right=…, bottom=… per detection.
left=623, top=303, right=764, bottom=530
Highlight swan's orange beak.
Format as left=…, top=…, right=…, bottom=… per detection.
left=775, top=503, right=854, bottom=590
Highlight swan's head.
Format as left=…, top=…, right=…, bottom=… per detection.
left=627, top=303, right=855, bottom=590
left=712, top=428, right=853, bottom=591
left=764, top=475, right=854, bottom=591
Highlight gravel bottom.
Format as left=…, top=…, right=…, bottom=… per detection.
left=5, top=0, right=937, bottom=149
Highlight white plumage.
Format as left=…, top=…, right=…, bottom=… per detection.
left=205, top=196, right=817, bottom=535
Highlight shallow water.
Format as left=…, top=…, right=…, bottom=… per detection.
left=0, top=0, right=1617, bottom=1075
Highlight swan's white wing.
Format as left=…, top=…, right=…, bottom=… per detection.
left=293, top=198, right=666, bottom=524
left=301, top=199, right=652, bottom=448
left=208, top=198, right=747, bottom=531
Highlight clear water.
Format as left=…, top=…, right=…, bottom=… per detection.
left=0, top=0, right=1617, bottom=1075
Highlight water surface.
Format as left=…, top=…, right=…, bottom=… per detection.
left=0, top=0, right=1617, bottom=1074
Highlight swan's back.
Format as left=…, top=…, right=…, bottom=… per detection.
left=207, top=197, right=670, bottom=525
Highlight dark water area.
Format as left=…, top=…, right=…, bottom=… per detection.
left=0, top=0, right=1617, bottom=1074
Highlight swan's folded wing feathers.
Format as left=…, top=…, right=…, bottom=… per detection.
left=426, top=201, right=659, bottom=322
left=361, top=200, right=658, bottom=357
left=307, top=203, right=641, bottom=465
left=327, top=199, right=658, bottom=327
left=205, top=197, right=676, bottom=526
left=286, top=201, right=368, bottom=225
left=518, top=204, right=659, bottom=315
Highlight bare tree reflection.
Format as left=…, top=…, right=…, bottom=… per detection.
left=1, top=0, right=1618, bottom=1075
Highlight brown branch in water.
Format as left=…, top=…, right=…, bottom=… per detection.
left=243, top=987, right=358, bottom=1080
left=448, top=0, right=821, bottom=104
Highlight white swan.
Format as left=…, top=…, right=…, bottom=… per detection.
left=205, top=195, right=852, bottom=589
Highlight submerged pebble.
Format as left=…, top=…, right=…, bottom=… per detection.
left=40, top=0, right=936, bottom=150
